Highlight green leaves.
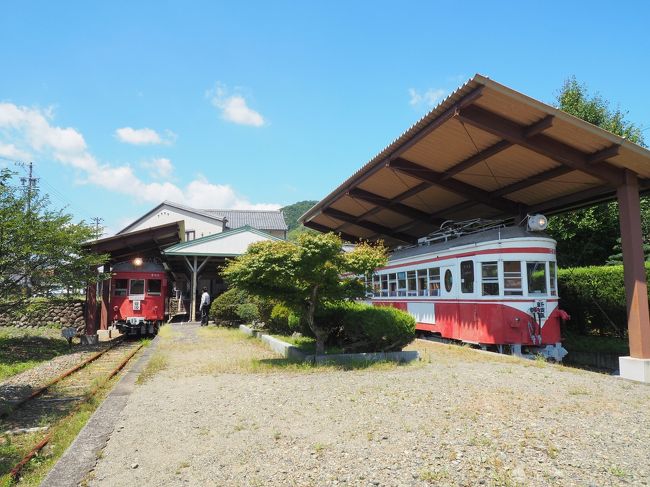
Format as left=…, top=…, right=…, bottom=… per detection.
left=0, top=169, right=106, bottom=313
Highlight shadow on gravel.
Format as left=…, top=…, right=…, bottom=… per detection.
left=254, top=357, right=411, bottom=371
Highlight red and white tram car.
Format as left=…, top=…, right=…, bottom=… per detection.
left=368, top=220, right=567, bottom=360
left=109, top=260, right=168, bottom=337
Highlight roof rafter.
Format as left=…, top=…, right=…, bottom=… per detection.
left=321, top=208, right=418, bottom=244
left=456, top=105, right=625, bottom=185
left=389, top=157, right=523, bottom=215
left=346, top=188, right=447, bottom=226
left=303, top=221, right=361, bottom=243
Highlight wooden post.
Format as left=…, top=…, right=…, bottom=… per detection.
left=617, top=170, right=650, bottom=359
left=191, top=256, right=198, bottom=322
left=100, top=264, right=111, bottom=330
left=83, top=281, right=99, bottom=344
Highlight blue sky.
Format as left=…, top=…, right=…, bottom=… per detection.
left=1, top=1, right=648, bottom=235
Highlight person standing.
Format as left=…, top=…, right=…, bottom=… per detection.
left=199, top=287, right=210, bottom=326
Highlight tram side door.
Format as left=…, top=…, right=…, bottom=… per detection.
left=439, top=264, right=458, bottom=337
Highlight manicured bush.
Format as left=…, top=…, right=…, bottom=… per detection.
left=209, top=288, right=250, bottom=325
left=558, top=263, right=650, bottom=338
left=236, top=303, right=260, bottom=324
left=317, top=301, right=416, bottom=353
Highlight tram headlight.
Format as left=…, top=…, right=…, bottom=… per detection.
left=527, top=214, right=548, bottom=231
left=133, top=257, right=143, bottom=266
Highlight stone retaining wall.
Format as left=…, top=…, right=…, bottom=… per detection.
left=0, top=299, right=85, bottom=329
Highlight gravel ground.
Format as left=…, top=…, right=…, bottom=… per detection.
left=89, top=324, right=650, bottom=487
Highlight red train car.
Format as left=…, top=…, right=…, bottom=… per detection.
left=109, top=260, right=168, bottom=336
left=367, top=221, right=568, bottom=361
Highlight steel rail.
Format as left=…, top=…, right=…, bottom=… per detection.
left=8, top=342, right=145, bottom=482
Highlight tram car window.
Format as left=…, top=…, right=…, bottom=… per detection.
left=428, top=268, right=441, bottom=296
left=481, top=262, right=499, bottom=296
left=147, top=279, right=162, bottom=296
left=417, top=270, right=428, bottom=296
left=503, top=261, right=523, bottom=295
left=114, top=279, right=128, bottom=296
left=549, top=262, right=557, bottom=296
left=460, top=261, right=474, bottom=293
left=444, top=269, right=453, bottom=292
left=407, top=271, right=417, bottom=296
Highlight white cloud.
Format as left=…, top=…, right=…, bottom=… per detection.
left=0, top=103, right=280, bottom=228
left=0, top=142, right=31, bottom=161
left=207, top=83, right=265, bottom=127
left=142, top=157, right=173, bottom=179
left=408, top=88, right=446, bottom=108
left=115, top=127, right=176, bottom=145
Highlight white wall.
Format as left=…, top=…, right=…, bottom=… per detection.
left=124, top=205, right=224, bottom=238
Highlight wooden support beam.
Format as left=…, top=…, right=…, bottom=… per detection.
left=457, top=105, right=625, bottom=186
left=587, top=144, right=620, bottom=164
left=523, top=114, right=554, bottom=138
left=616, top=170, right=650, bottom=359
left=390, top=157, right=522, bottom=215
left=347, top=188, right=446, bottom=225
left=322, top=208, right=417, bottom=244
left=440, top=140, right=513, bottom=181
left=490, top=166, right=574, bottom=197
left=303, top=221, right=361, bottom=243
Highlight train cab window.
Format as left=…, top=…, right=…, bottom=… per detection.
left=549, top=261, right=557, bottom=296
left=389, top=273, right=397, bottom=297
left=444, top=269, right=453, bottom=293
left=481, top=262, right=499, bottom=296
left=395, top=272, right=404, bottom=296
left=372, top=274, right=381, bottom=297
left=114, top=279, right=128, bottom=296
left=526, top=262, right=547, bottom=295
left=185, top=230, right=196, bottom=241
left=407, top=271, right=417, bottom=296
left=129, top=279, right=145, bottom=295
left=504, top=261, right=523, bottom=295
left=428, top=268, right=441, bottom=296
left=381, top=274, right=388, bottom=297
left=460, top=260, right=474, bottom=293
left=147, top=279, right=162, bottom=296
left=417, top=269, right=428, bottom=296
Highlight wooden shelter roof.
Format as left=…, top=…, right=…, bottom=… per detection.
left=85, top=221, right=184, bottom=263
left=300, top=74, right=650, bottom=247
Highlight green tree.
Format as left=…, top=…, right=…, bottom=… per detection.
left=0, top=169, right=106, bottom=314
left=222, top=232, right=387, bottom=353
left=547, top=77, right=649, bottom=266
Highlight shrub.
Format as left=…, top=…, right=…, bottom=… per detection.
left=317, top=301, right=416, bottom=353
left=267, top=303, right=302, bottom=334
left=209, top=288, right=250, bottom=325
left=558, top=263, right=650, bottom=338
left=236, top=303, right=260, bottom=323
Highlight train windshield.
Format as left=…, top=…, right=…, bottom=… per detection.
left=147, top=279, right=162, bottom=295
left=130, top=279, right=145, bottom=295
left=526, top=262, right=547, bottom=295
left=114, top=279, right=128, bottom=296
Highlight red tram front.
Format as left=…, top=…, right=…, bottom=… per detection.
left=368, top=222, right=568, bottom=361
left=109, top=260, right=168, bottom=336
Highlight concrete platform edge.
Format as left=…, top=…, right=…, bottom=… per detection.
left=619, top=356, right=650, bottom=383
left=239, top=324, right=419, bottom=364
left=40, top=335, right=160, bottom=487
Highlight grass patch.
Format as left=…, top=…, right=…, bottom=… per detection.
left=136, top=352, right=168, bottom=384
left=0, top=327, right=71, bottom=382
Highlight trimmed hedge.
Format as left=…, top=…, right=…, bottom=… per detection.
left=317, top=302, right=416, bottom=353
left=209, top=288, right=250, bottom=325
left=267, top=303, right=301, bottom=335
left=558, top=263, right=650, bottom=338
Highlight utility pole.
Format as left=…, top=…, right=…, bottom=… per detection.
left=19, top=161, right=38, bottom=212
left=91, top=217, right=104, bottom=239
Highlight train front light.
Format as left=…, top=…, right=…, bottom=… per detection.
left=527, top=214, right=548, bottom=231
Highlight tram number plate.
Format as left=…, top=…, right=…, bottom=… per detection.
left=132, top=300, right=141, bottom=311
left=531, top=300, right=546, bottom=317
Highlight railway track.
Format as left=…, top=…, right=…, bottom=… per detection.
left=0, top=338, right=147, bottom=482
